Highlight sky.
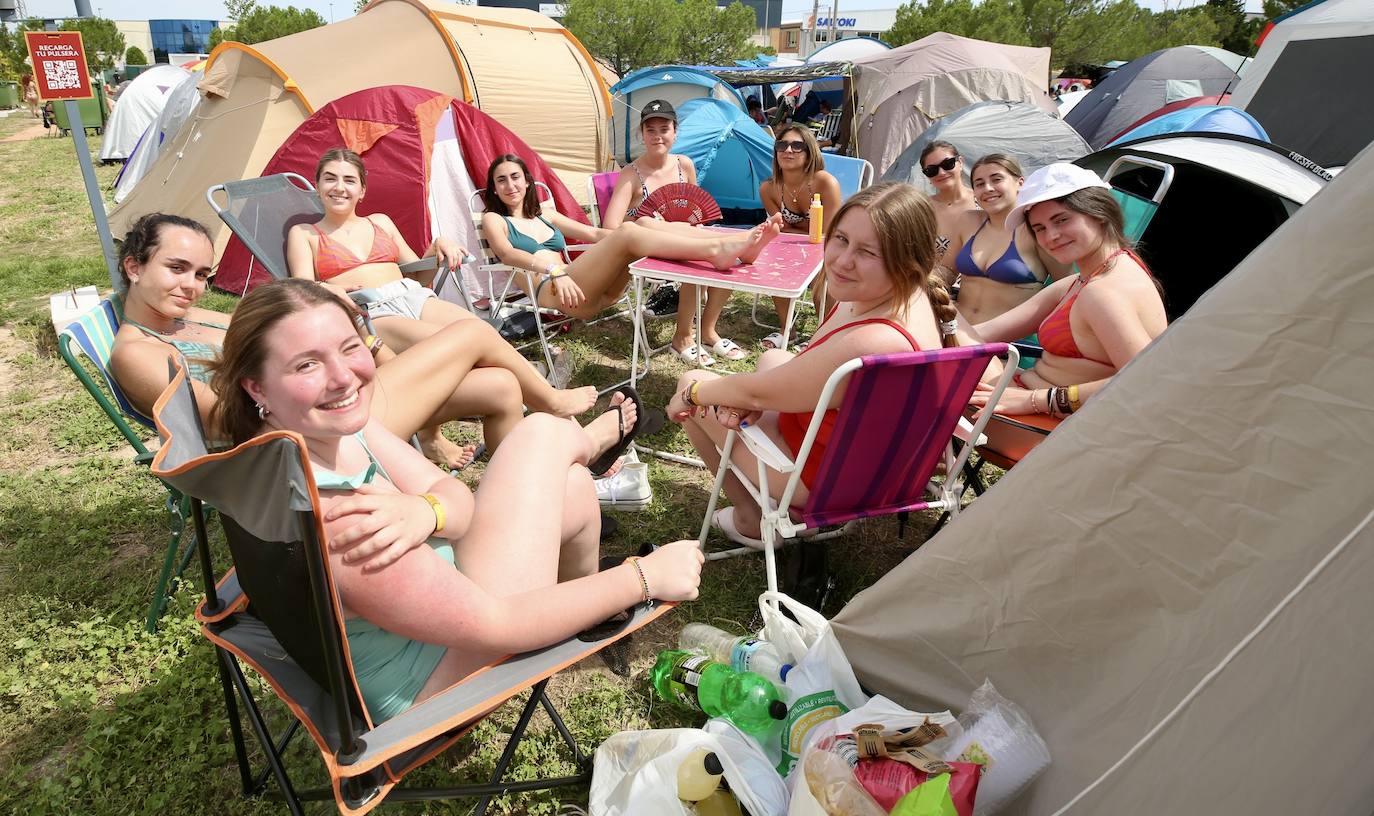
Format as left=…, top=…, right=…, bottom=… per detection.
left=23, top=0, right=1265, bottom=23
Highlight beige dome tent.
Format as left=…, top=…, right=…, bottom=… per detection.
left=848, top=32, right=1055, bottom=176
left=109, top=0, right=611, bottom=256
left=831, top=144, right=1374, bottom=812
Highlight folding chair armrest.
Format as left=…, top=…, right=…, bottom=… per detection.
left=134, top=450, right=155, bottom=466
left=952, top=415, right=988, bottom=448
left=738, top=424, right=797, bottom=473
left=398, top=256, right=438, bottom=276
left=1010, top=340, right=1043, bottom=360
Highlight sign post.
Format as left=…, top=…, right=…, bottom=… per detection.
left=25, top=31, right=121, bottom=290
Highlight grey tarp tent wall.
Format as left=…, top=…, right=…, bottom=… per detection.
left=883, top=101, right=1090, bottom=188
left=831, top=144, right=1374, bottom=814
left=1230, top=0, right=1374, bottom=168
left=1065, top=45, right=1247, bottom=150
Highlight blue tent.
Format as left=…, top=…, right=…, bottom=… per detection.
left=1108, top=105, right=1268, bottom=147
left=609, top=66, right=746, bottom=164
left=674, top=97, right=775, bottom=212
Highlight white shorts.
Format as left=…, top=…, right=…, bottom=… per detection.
left=349, top=278, right=435, bottom=322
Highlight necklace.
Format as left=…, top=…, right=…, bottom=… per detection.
left=782, top=179, right=812, bottom=208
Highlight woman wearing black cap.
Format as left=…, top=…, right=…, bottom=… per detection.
left=603, top=99, right=749, bottom=366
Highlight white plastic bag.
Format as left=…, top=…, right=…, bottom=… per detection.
left=703, top=719, right=790, bottom=816
left=589, top=728, right=777, bottom=816
left=942, top=681, right=1050, bottom=816
left=787, top=696, right=962, bottom=816
left=759, top=592, right=870, bottom=778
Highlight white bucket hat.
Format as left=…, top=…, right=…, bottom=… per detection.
left=1006, top=163, right=1111, bottom=231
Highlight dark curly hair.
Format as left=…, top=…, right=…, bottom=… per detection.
left=116, top=213, right=212, bottom=287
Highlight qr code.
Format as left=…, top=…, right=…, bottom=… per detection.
left=43, top=59, right=81, bottom=91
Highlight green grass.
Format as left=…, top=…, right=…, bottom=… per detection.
left=0, top=122, right=980, bottom=814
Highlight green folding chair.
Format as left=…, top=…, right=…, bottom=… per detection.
left=57, top=295, right=200, bottom=632
left=1103, top=154, right=1175, bottom=242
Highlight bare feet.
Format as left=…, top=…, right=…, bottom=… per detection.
left=545, top=385, right=599, bottom=418
left=710, top=218, right=783, bottom=269
left=583, top=391, right=638, bottom=464
left=419, top=428, right=479, bottom=470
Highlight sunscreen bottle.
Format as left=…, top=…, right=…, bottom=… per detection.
left=808, top=194, right=824, bottom=243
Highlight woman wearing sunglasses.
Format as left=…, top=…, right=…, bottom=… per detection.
left=918, top=141, right=977, bottom=283
left=757, top=125, right=843, bottom=349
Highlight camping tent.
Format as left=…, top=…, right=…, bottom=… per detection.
left=1107, top=105, right=1267, bottom=147
left=1109, top=93, right=1230, bottom=142
left=1055, top=88, right=1091, bottom=118
left=847, top=32, right=1055, bottom=176
left=610, top=66, right=745, bottom=164
left=112, top=70, right=202, bottom=204
left=803, top=37, right=891, bottom=105
left=883, top=101, right=1090, bottom=188
left=98, top=64, right=189, bottom=162
left=673, top=97, right=774, bottom=215
left=1231, top=0, right=1374, bottom=168
left=831, top=142, right=1374, bottom=814
left=1065, top=45, right=1248, bottom=149
left=109, top=0, right=610, bottom=258
left=1078, top=133, right=1328, bottom=319
left=214, top=85, right=584, bottom=298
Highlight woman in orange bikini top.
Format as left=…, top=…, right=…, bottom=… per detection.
left=665, top=183, right=958, bottom=547
left=967, top=163, right=1167, bottom=421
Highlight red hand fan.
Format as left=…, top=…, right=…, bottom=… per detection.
left=634, top=183, right=723, bottom=225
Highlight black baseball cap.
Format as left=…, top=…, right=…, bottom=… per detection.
left=640, top=99, right=677, bottom=125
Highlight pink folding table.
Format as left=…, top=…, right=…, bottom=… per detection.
left=627, top=230, right=825, bottom=387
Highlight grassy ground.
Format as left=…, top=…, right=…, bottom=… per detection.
left=0, top=109, right=970, bottom=814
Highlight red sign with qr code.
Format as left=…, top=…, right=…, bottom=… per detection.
left=25, top=31, right=94, bottom=102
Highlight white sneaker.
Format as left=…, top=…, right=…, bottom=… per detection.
left=595, top=462, right=651, bottom=507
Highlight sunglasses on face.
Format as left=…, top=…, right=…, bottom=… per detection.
left=922, top=155, right=960, bottom=177
left=775, top=140, right=807, bottom=154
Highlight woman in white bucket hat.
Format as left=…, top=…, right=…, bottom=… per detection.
left=968, top=163, right=1166, bottom=420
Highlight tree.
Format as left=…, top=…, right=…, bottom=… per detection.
left=59, top=17, right=126, bottom=72
left=226, top=0, right=260, bottom=22
left=209, top=4, right=326, bottom=48
left=124, top=45, right=148, bottom=65
left=673, top=0, right=757, bottom=67
left=563, top=0, right=680, bottom=77
left=886, top=0, right=1028, bottom=49
left=1205, top=0, right=1252, bottom=55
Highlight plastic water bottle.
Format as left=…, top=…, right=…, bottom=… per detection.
left=677, top=747, right=725, bottom=802
left=679, top=623, right=792, bottom=686
left=651, top=650, right=788, bottom=734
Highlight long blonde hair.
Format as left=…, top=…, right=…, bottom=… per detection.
left=825, top=182, right=957, bottom=347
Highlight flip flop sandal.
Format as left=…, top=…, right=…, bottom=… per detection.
left=761, top=332, right=785, bottom=351
left=589, top=386, right=650, bottom=477
left=671, top=343, right=715, bottom=367
left=709, top=337, right=750, bottom=361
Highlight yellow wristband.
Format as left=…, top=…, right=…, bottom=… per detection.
left=688, top=380, right=702, bottom=407
left=1067, top=384, right=1082, bottom=412
left=420, top=493, right=445, bottom=534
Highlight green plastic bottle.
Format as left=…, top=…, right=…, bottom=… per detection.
left=651, top=650, right=788, bottom=734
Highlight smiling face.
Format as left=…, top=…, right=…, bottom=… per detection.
left=1027, top=199, right=1105, bottom=265
left=640, top=118, right=676, bottom=154
left=824, top=206, right=894, bottom=306
left=971, top=162, right=1023, bottom=215
left=921, top=146, right=962, bottom=192
left=317, top=159, right=365, bottom=217
left=241, top=303, right=375, bottom=443
left=491, top=160, right=529, bottom=213
left=124, top=225, right=215, bottom=317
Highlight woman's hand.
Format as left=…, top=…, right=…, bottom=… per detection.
left=968, top=382, right=1039, bottom=419
left=549, top=274, right=585, bottom=310
left=432, top=237, right=470, bottom=269
left=711, top=405, right=761, bottom=431
left=324, top=483, right=439, bottom=571
left=667, top=371, right=717, bottom=423
left=638, top=540, right=705, bottom=602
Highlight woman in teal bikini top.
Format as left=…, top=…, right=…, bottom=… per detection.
left=211, top=279, right=706, bottom=723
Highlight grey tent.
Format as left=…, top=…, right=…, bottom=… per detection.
left=831, top=144, right=1374, bottom=813
left=883, top=101, right=1090, bottom=188
left=1230, top=0, right=1374, bottom=168
left=1077, top=132, right=1329, bottom=320
left=1066, top=46, right=1247, bottom=150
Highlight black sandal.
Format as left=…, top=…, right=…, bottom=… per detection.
left=589, top=386, right=650, bottom=476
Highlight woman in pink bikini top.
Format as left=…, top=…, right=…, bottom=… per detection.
left=967, top=163, right=1167, bottom=421
left=665, top=182, right=959, bottom=548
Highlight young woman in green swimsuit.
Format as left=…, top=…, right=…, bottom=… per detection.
left=210, top=279, right=704, bottom=721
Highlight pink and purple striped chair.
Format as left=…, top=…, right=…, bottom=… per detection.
left=698, top=342, right=1017, bottom=593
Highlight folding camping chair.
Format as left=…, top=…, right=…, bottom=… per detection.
left=205, top=173, right=462, bottom=300
left=149, top=359, right=672, bottom=816
left=698, top=343, right=1016, bottom=593
left=57, top=296, right=199, bottom=632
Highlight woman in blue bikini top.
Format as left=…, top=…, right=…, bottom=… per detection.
left=948, top=154, right=1066, bottom=324
left=210, top=279, right=705, bottom=722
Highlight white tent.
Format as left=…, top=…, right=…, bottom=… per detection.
left=1230, top=0, right=1374, bottom=168
left=112, top=70, right=202, bottom=204
left=832, top=144, right=1374, bottom=813
left=99, top=64, right=190, bottom=162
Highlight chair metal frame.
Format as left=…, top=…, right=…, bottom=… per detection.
left=698, top=344, right=1017, bottom=593
left=57, top=297, right=199, bottom=632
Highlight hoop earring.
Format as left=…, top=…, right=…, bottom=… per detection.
left=256, top=402, right=270, bottom=420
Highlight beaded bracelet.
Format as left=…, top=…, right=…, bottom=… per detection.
left=625, top=556, right=652, bottom=604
